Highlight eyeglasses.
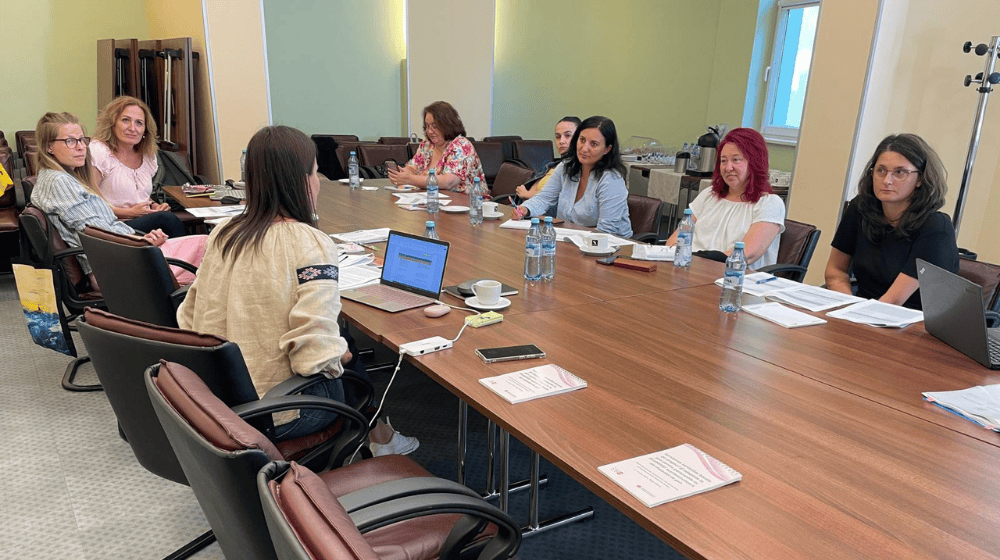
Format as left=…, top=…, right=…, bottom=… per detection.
left=872, top=166, right=918, bottom=181
left=422, top=122, right=438, bottom=132
left=53, top=137, right=91, bottom=148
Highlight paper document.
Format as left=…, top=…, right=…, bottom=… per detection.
left=923, top=385, right=1000, bottom=431
left=631, top=245, right=674, bottom=261
left=184, top=206, right=246, bottom=218
left=713, top=272, right=801, bottom=297
left=330, top=228, right=390, bottom=244
left=826, top=299, right=923, bottom=327
left=766, top=284, right=865, bottom=312
left=338, top=265, right=381, bottom=290
left=742, top=302, right=826, bottom=328
left=497, top=220, right=635, bottom=245
left=599, top=444, right=742, bottom=507
left=479, top=364, right=587, bottom=404
left=339, top=254, right=375, bottom=268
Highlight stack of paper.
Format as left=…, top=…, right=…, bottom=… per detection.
left=766, top=284, right=865, bottom=312
left=330, top=228, right=390, bottom=244
left=742, top=302, right=826, bottom=328
left=185, top=206, right=246, bottom=219
left=599, top=444, right=742, bottom=507
left=923, top=385, right=1000, bottom=431
left=499, top=220, right=635, bottom=246
left=714, top=272, right=801, bottom=297
left=826, top=300, right=923, bottom=327
left=631, top=245, right=674, bottom=261
left=392, top=192, right=451, bottom=211
left=479, top=364, right=587, bottom=404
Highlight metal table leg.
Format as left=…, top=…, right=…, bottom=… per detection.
left=521, top=449, right=594, bottom=538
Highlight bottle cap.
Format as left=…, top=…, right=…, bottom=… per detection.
left=683, top=208, right=693, bottom=215
left=426, top=221, right=435, bottom=227
left=531, top=217, right=540, bottom=224
left=473, top=177, right=480, bottom=183
left=734, top=241, right=745, bottom=249
left=543, top=216, right=553, bottom=222
left=429, top=169, right=436, bottom=175
left=350, top=151, right=355, bottom=155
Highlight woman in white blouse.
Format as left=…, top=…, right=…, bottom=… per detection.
left=665, top=127, right=785, bottom=269
left=90, top=96, right=184, bottom=237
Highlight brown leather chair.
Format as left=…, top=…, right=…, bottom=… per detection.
left=357, top=144, right=409, bottom=177
left=146, top=360, right=507, bottom=560
left=0, top=158, right=20, bottom=234
left=311, top=135, right=345, bottom=180
left=957, top=257, right=1000, bottom=313
left=18, top=205, right=104, bottom=390
left=627, top=194, right=664, bottom=243
left=259, top=461, right=522, bottom=560
left=378, top=136, right=409, bottom=145
left=406, top=142, right=420, bottom=161
left=482, top=135, right=521, bottom=162
left=488, top=161, right=534, bottom=200
left=757, top=219, right=821, bottom=282
left=471, top=141, right=504, bottom=190
left=513, top=140, right=555, bottom=172
left=15, top=130, right=35, bottom=158
left=335, top=141, right=377, bottom=179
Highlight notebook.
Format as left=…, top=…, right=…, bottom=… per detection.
left=917, top=258, right=1000, bottom=369
left=340, top=230, right=449, bottom=312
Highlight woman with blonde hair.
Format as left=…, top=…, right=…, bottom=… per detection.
left=90, top=95, right=184, bottom=237
left=30, top=111, right=205, bottom=285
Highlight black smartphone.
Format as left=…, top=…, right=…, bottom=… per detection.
left=476, top=344, right=545, bottom=364
left=597, top=255, right=618, bottom=265
left=386, top=160, right=399, bottom=172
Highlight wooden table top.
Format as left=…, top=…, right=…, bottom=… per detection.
left=312, top=179, right=1000, bottom=558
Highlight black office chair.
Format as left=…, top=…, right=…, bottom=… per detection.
left=481, top=135, right=521, bottom=162
left=259, top=461, right=522, bottom=560
left=312, top=135, right=345, bottom=180
left=512, top=140, right=555, bottom=173
left=471, top=141, right=504, bottom=190
left=627, top=194, right=664, bottom=243
left=757, top=219, right=821, bottom=282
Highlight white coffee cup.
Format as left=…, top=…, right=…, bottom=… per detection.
left=472, top=280, right=502, bottom=305
left=585, top=233, right=609, bottom=251
left=482, top=201, right=499, bottom=214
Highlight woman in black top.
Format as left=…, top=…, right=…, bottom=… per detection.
left=825, top=133, right=958, bottom=309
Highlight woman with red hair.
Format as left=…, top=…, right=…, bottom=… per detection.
left=666, top=127, right=785, bottom=268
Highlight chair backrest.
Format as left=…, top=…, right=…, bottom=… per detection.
left=19, top=176, right=36, bottom=210
left=357, top=144, right=409, bottom=168
left=335, top=141, right=374, bottom=176
left=957, top=257, right=1000, bottom=313
left=471, top=141, right=504, bottom=189
left=775, top=219, right=821, bottom=273
left=482, top=135, right=521, bottom=162
left=18, top=205, right=98, bottom=308
left=626, top=194, right=664, bottom=239
left=259, top=461, right=381, bottom=560
left=378, top=136, right=409, bottom=145
left=311, top=135, right=344, bottom=180
left=513, top=140, right=555, bottom=172
left=78, top=307, right=259, bottom=484
left=15, top=130, right=35, bottom=157
left=490, top=162, right=534, bottom=199
left=147, top=360, right=284, bottom=560
left=406, top=142, right=420, bottom=161
left=78, top=226, right=182, bottom=326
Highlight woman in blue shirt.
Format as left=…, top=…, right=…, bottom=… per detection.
left=513, top=116, right=632, bottom=238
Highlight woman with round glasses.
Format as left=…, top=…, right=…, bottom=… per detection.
left=89, top=96, right=184, bottom=237
left=30, top=112, right=205, bottom=285
left=825, top=133, right=958, bottom=309
left=387, top=101, right=485, bottom=193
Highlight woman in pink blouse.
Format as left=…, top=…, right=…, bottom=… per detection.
left=90, top=96, right=184, bottom=237
left=387, top=101, right=485, bottom=193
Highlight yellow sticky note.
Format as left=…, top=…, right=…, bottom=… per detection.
left=0, top=161, right=12, bottom=197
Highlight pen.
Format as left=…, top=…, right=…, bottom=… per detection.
left=755, top=276, right=778, bottom=284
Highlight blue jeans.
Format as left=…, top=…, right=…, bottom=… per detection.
left=272, top=377, right=346, bottom=441
left=126, top=211, right=185, bottom=238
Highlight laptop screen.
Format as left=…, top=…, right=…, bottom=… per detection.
left=381, top=230, right=450, bottom=298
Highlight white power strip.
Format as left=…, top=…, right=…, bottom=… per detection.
left=399, top=336, right=453, bottom=356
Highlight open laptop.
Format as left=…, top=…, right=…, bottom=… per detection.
left=917, top=258, right=1000, bottom=369
left=341, top=230, right=449, bottom=312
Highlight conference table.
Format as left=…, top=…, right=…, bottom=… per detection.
left=174, top=179, right=1000, bottom=559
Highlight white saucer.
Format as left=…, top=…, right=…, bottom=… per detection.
left=338, top=178, right=364, bottom=184
left=465, top=296, right=511, bottom=310
left=441, top=205, right=470, bottom=213
left=580, top=245, right=618, bottom=257
left=483, top=212, right=504, bottom=220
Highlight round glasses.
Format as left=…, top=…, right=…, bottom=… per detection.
left=53, top=137, right=92, bottom=148
left=872, top=166, right=918, bottom=181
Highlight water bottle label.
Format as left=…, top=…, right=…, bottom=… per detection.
left=526, top=246, right=540, bottom=257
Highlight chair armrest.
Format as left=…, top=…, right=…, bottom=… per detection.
left=631, top=232, right=658, bottom=243
left=986, top=311, right=999, bottom=329
left=53, top=247, right=87, bottom=261
left=490, top=194, right=517, bottom=204
left=756, top=263, right=808, bottom=283
left=338, top=477, right=481, bottom=513
left=359, top=166, right=380, bottom=179
left=350, top=493, right=521, bottom=560
left=165, top=257, right=198, bottom=274
left=231, top=394, right=365, bottom=427
left=170, top=284, right=190, bottom=311
left=263, top=370, right=373, bottom=412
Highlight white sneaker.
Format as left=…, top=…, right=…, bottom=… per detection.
left=369, top=419, right=419, bottom=456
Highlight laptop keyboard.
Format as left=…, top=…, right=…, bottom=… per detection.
left=989, top=330, right=1000, bottom=364
left=350, top=283, right=432, bottom=306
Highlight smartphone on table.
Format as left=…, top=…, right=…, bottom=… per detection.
left=476, top=344, right=546, bottom=364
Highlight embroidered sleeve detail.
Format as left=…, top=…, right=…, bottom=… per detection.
left=297, top=264, right=338, bottom=284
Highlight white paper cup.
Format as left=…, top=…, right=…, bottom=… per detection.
left=472, top=280, right=502, bottom=305
left=482, top=201, right=499, bottom=214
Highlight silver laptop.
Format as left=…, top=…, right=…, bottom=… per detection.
left=340, top=230, right=449, bottom=313
left=917, top=258, right=1000, bottom=369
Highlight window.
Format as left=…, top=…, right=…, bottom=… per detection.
left=762, top=0, right=819, bottom=144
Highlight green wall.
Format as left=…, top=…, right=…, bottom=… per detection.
left=262, top=0, right=406, bottom=140
left=1, top=0, right=149, bottom=138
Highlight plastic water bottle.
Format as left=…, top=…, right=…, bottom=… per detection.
left=426, top=169, right=440, bottom=214
left=690, top=145, right=701, bottom=170
left=468, top=177, right=483, bottom=226
left=424, top=220, right=439, bottom=240
left=348, top=151, right=360, bottom=188
left=239, top=150, right=247, bottom=182
left=674, top=208, right=694, bottom=268
left=540, top=217, right=556, bottom=281
left=523, top=218, right=541, bottom=283
left=719, top=241, right=747, bottom=313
